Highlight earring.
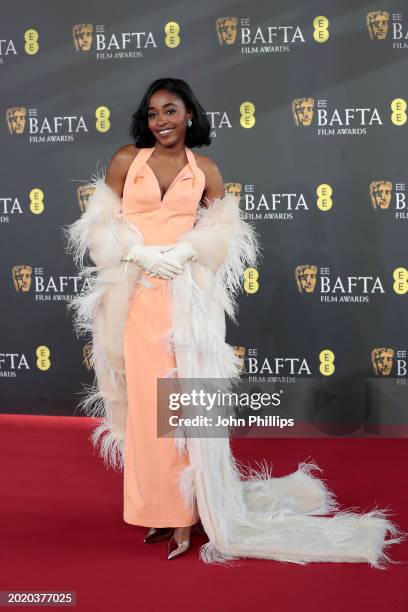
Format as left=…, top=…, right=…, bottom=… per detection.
left=186, top=119, right=192, bottom=128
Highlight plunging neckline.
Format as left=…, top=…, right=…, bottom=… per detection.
left=144, top=146, right=190, bottom=204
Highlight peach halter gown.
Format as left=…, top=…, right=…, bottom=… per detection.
left=121, top=145, right=204, bottom=527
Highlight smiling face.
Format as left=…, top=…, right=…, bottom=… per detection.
left=147, top=89, right=192, bottom=145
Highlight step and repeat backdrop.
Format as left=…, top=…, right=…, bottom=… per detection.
left=1, top=2, right=407, bottom=433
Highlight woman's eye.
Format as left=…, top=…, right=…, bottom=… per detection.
left=148, top=110, right=175, bottom=119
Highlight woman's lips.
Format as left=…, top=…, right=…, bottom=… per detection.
left=157, top=127, right=175, bottom=136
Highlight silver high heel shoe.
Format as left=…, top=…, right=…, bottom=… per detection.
left=167, top=527, right=191, bottom=560
left=144, top=527, right=173, bottom=544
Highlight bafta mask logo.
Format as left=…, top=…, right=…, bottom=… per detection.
left=366, top=11, right=389, bottom=40
left=77, top=184, right=96, bottom=213
left=225, top=182, right=242, bottom=206
left=295, top=265, right=317, bottom=293
left=369, top=180, right=392, bottom=209
left=216, top=17, right=238, bottom=45
left=73, top=24, right=94, bottom=51
left=233, top=346, right=246, bottom=372
left=292, top=98, right=315, bottom=126
left=12, top=265, right=32, bottom=292
left=371, top=347, right=394, bottom=376
left=6, top=107, right=27, bottom=134
left=83, top=342, right=94, bottom=370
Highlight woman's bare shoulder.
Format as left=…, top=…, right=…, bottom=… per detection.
left=192, top=150, right=219, bottom=174
left=192, top=151, right=225, bottom=203
left=105, top=144, right=140, bottom=196
left=110, top=143, right=141, bottom=168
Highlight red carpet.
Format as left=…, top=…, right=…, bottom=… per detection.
left=0, top=413, right=407, bottom=612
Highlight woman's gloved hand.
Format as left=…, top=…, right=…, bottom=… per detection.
left=122, top=244, right=183, bottom=280
left=159, top=242, right=198, bottom=269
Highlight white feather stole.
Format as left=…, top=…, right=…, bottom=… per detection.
left=63, top=173, right=405, bottom=567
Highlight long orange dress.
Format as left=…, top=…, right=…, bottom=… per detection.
left=121, top=145, right=204, bottom=527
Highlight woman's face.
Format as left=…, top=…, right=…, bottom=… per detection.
left=147, top=89, right=192, bottom=145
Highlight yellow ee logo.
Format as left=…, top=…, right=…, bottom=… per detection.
left=95, top=106, right=110, bottom=132
left=391, top=98, right=407, bottom=126
left=24, top=29, right=39, bottom=55
left=36, top=345, right=51, bottom=371
left=165, top=22, right=180, bottom=48
left=316, top=183, right=333, bottom=211
left=29, top=188, right=44, bottom=214
left=313, top=16, right=329, bottom=43
left=244, top=267, right=259, bottom=294
left=393, top=267, right=408, bottom=294
left=319, top=349, right=335, bottom=376
left=240, top=102, right=255, bottom=129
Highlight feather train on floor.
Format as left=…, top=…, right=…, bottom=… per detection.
left=63, top=169, right=405, bottom=567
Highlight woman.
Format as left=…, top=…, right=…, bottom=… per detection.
left=104, top=79, right=228, bottom=558
left=65, top=77, right=403, bottom=564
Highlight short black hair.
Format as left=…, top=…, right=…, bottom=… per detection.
left=129, top=77, right=211, bottom=148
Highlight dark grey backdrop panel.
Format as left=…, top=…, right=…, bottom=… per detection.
left=1, top=2, right=407, bottom=427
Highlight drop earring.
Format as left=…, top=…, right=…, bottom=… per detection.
left=186, top=119, right=192, bottom=127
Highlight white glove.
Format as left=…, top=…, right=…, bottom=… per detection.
left=122, top=244, right=183, bottom=280
left=159, top=242, right=198, bottom=269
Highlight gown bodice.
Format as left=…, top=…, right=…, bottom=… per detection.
left=122, top=145, right=206, bottom=245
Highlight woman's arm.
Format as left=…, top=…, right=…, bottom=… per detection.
left=63, top=145, right=143, bottom=270
left=105, top=145, right=139, bottom=198
left=177, top=154, right=257, bottom=274
left=197, top=156, right=225, bottom=207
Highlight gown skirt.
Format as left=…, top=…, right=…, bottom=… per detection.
left=123, top=276, right=200, bottom=527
